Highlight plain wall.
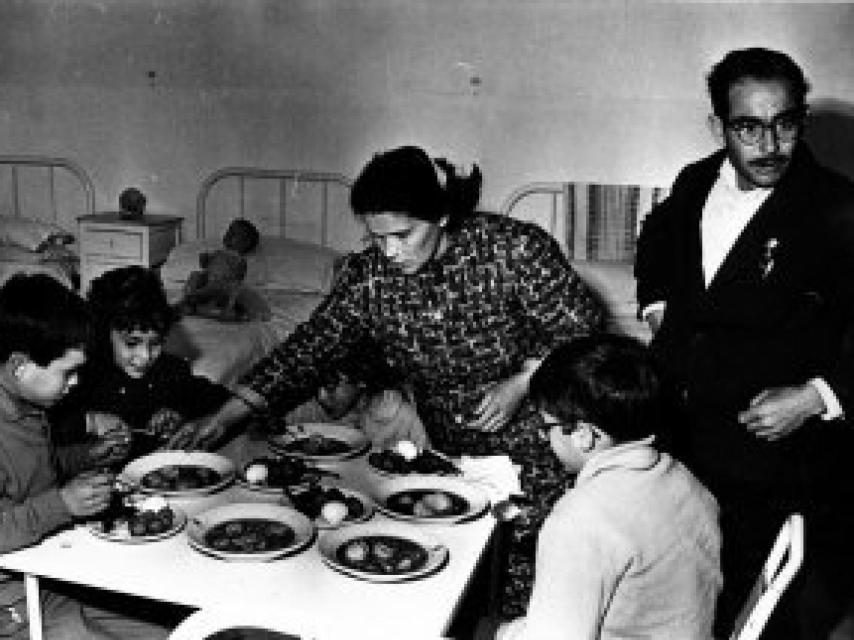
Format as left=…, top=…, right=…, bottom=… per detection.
left=1, top=0, right=853, bottom=244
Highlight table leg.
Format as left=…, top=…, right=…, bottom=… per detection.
left=24, top=574, right=43, bottom=640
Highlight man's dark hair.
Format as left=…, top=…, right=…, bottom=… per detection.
left=0, top=273, right=90, bottom=366
left=529, top=334, right=662, bottom=444
left=707, top=47, right=810, bottom=120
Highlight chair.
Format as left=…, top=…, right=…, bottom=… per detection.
left=729, top=513, right=805, bottom=640
left=168, top=606, right=317, bottom=640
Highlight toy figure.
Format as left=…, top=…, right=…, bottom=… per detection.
left=179, top=218, right=271, bottom=322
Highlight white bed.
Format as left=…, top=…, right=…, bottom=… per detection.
left=0, top=155, right=95, bottom=289
left=162, top=167, right=361, bottom=387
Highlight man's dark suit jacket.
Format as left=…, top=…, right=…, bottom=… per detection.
left=635, top=145, right=854, bottom=500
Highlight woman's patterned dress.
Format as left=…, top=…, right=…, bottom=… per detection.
left=242, top=212, right=606, bottom=616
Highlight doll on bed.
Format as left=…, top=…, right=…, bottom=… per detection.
left=177, top=218, right=271, bottom=322
left=50, top=265, right=236, bottom=463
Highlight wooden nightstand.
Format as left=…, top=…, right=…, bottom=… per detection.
left=78, top=213, right=183, bottom=294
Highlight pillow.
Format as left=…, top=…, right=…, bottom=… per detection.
left=160, top=236, right=339, bottom=294
left=261, top=237, right=339, bottom=293
left=0, top=217, right=74, bottom=251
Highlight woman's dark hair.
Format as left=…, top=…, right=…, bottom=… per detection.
left=529, top=334, right=662, bottom=444
left=0, top=273, right=90, bottom=366
left=87, top=266, right=174, bottom=362
left=707, top=47, right=809, bottom=120
left=350, top=145, right=482, bottom=228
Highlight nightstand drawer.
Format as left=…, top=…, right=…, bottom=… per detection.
left=80, top=228, right=143, bottom=260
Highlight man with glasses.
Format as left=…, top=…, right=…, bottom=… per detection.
left=635, top=47, right=854, bottom=639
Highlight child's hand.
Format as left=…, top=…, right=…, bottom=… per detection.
left=147, top=408, right=184, bottom=439
left=85, top=412, right=128, bottom=438
left=60, top=472, right=114, bottom=517
left=89, top=429, right=131, bottom=467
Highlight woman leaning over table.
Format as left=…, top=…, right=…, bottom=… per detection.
left=171, top=145, right=606, bottom=617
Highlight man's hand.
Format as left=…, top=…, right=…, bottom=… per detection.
left=738, top=384, right=826, bottom=441
left=467, top=372, right=530, bottom=433
left=645, top=307, right=665, bottom=335
left=60, top=472, right=114, bottom=517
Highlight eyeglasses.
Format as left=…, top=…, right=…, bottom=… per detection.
left=538, top=420, right=581, bottom=438
left=724, top=108, right=806, bottom=146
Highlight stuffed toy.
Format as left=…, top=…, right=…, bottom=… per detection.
left=178, top=218, right=271, bottom=322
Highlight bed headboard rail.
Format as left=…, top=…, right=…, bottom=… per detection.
left=0, top=155, right=95, bottom=227
left=196, top=167, right=354, bottom=249
left=500, top=181, right=669, bottom=262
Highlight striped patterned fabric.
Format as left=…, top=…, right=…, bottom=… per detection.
left=566, top=183, right=669, bottom=262
left=499, top=181, right=669, bottom=263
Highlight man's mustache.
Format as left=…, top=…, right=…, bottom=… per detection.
left=749, top=155, right=788, bottom=168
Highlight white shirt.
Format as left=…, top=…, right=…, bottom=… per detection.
left=700, top=160, right=772, bottom=286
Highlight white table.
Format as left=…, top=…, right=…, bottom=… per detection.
left=0, top=436, right=499, bottom=639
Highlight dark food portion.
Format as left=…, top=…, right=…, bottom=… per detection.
left=368, top=449, right=460, bottom=476
left=385, top=489, right=469, bottom=518
left=280, top=433, right=351, bottom=457
left=141, top=464, right=222, bottom=491
left=203, top=518, right=295, bottom=554
left=242, top=456, right=333, bottom=489
left=336, top=535, right=429, bottom=575
left=288, top=485, right=365, bottom=521
left=97, top=495, right=175, bottom=537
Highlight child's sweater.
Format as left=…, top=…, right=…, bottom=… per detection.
left=0, top=390, right=73, bottom=608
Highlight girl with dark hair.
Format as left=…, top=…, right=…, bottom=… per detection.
left=50, top=266, right=233, bottom=462
left=175, top=145, right=606, bottom=616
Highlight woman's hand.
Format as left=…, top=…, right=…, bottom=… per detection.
left=467, top=371, right=532, bottom=433
left=60, top=472, right=114, bottom=517
left=164, top=418, right=224, bottom=451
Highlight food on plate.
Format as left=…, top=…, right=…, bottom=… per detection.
left=244, top=463, right=269, bottom=485
left=140, top=464, right=222, bottom=492
left=336, top=535, right=429, bottom=574
left=93, top=494, right=176, bottom=539
left=280, top=432, right=352, bottom=457
left=394, top=440, right=419, bottom=461
left=203, top=518, right=295, bottom=554
left=386, top=489, right=469, bottom=518
left=240, top=456, right=333, bottom=489
left=288, top=485, right=366, bottom=524
left=368, top=448, right=460, bottom=476
left=320, top=501, right=349, bottom=527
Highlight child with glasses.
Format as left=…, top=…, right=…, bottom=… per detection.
left=492, top=334, right=721, bottom=640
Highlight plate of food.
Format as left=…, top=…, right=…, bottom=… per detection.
left=266, top=423, right=370, bottom=462
left=237, top=456, right=338, bottom=494
left=88, top=495, right=187, bottom=543
left=367, top=441, right=461, bottom=477
left=371, top=476, right=490, bottom=524
left=119, top=451, right=236, bottom=497
left=318, top=521, right=448, bottom=583
left=186, top=502, right=315, bottom=562
left=286, top=483, right=374, bottom=529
